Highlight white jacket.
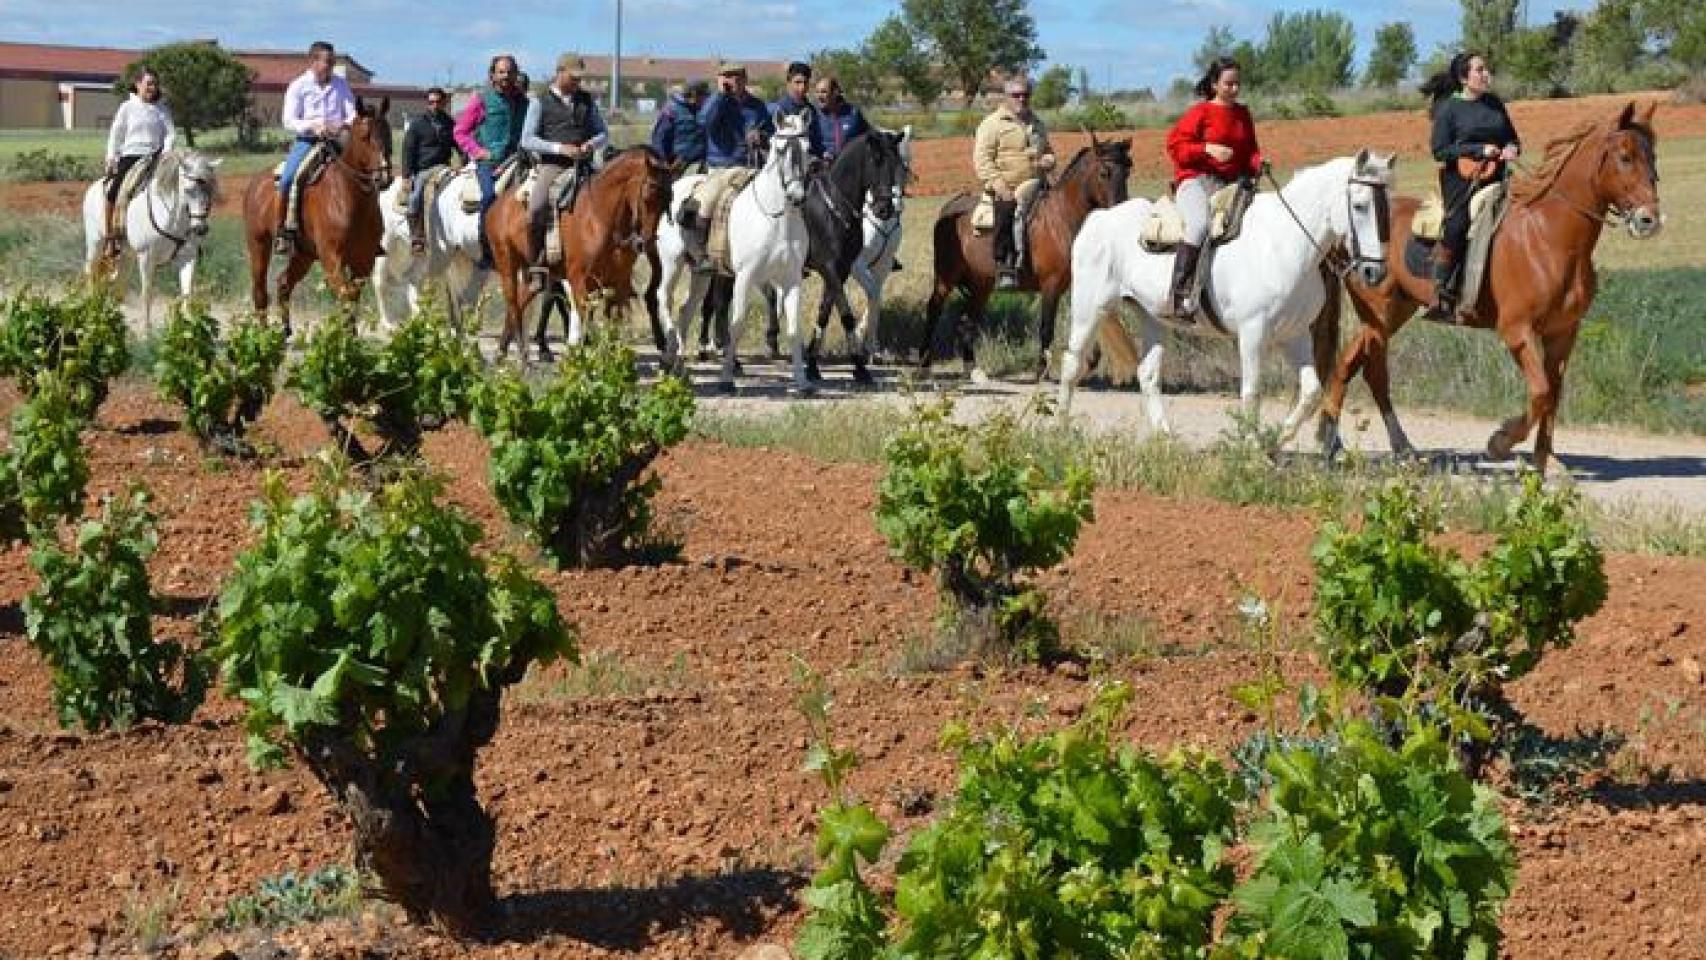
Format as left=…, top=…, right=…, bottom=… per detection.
left=106, top=95, right=176, bottom=162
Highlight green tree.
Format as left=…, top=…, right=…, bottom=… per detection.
left=1460, top=0, right=1521, bottom=66
left=903, top=0, right=1044, bottom=105
left=116, top=42, right=254, bottom=147
left=1194, top=24, right=1239, bottom=71
left=1573, top=0, right=1643, bottom=91
left=1364, top=22, right=1419, bottom=87
left=865, top=15, right=941, bottom=106
left=1637, top=0, right=1706, bottom=73
left=1257, top=10, right=1356, bottom=90
left=811, top=48, right=883, bottom=106
left=1031, top=64, right=1075, bottom=109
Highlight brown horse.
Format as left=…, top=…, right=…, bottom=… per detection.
left=1320, top=101, right=1662, bottom=474
left=242, top=99, right=392, bottom=332
left=922, top=136, right=1133, bottom=379
left=488, top=147, right=674, bottom=361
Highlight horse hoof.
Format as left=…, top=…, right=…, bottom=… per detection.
left=969, top=368, right=990, bottom=386
left=791, top=383, right=818, bottom=398
left=852, top=366, right=875, bottom=386
left=716, top=381, right=738, bottom=396
left=1485, top=432, right=1516, bottom=462
left=805, top=363, right=824, bottom=383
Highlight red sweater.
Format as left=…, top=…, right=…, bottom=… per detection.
left=1166, top=100, right=1264, bottom=185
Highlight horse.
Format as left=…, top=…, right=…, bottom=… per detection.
left=849, top=126, right=913, bottom=362
left=1059, top=151, right=1395, bottom=446
left=922, top=135, right=1133, bottom=381
left=374, top=168, right=491, bottom=333
left=1319, top=101, right=1662, bottom=474
left=654, top=114, right=815, bottom=392
left=81, top=150, right=221, bottom=331
left=241, top=98, right=393, bottom=333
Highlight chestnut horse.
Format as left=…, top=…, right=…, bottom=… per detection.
left=922, top=136, right=1132, bottom=379
left=242, top=99, right=392, bottom=333
left=488, top=147, right=673, bottom=361
left=1320, top=101, right=1662, bottom=473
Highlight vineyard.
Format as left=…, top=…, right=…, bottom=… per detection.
left=0, top=283, right=1699, bottom=960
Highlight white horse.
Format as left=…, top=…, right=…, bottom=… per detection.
left=1060, top=150, right=1395, bottom=446
left=81, top=150, right=221, bottom=331
left=656, top=114, right=813, bottom=392
left=373, top=170, right=491, bottom=331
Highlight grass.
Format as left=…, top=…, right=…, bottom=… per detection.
left=215, top=865, right=363, bottom=932
left=123, top=881, right=181, bottom=951
left=515, top=649, right=694, bottom=703
left=696, top=398, right=1706, bottom=559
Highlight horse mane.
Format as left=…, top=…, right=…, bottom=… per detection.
left=1509, top=119, right=1600, bottom=207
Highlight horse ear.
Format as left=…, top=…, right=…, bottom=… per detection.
left=1633, top=99, right=1656, bottom=127
left=1616, top=100, right=1636, bottom=130
left=380, top=96, right=391, bottom=118
left=901, top=123, right=912, bottom=142
left=1354, top=147, right=1370, bottom=170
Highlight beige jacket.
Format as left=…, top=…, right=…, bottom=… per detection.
left=973, top=106, right=1053, bottom=193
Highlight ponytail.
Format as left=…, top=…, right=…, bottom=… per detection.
left=1194, top=57, right=1241, bottom=100
left=1421, top=52, right=1479, bottom=117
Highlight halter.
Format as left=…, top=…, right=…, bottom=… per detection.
left=752, top=133, right=809, bottom=219
left=142, top=154, right=216, bottom=260
left=328, top=130, right=391, bottom=194
left=1517, top=127, right=1657, bottom=229
left=1265, top=165, right=1391, bottom=280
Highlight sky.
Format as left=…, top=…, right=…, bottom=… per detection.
left=0, top=0, right=1586, bottom=95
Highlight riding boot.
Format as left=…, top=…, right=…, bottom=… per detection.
left=1168, top=243, right=1202, bottom=321
left=1424, top=245, right=1458, bottom=322
left=100, top=201, right=122, bottom=260
left=407, top=212, right=427, bottom=254
left=526, top=215, right=550, bottom=294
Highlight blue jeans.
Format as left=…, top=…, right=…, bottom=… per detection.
left=407, top=169, right=435, bottom=217
left=475, top=160, right=499, bottom=263
left=278, top=138, right=316, bottom=199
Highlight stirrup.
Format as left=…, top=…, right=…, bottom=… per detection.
left=995, top=268, right=1018, bottom=291
left=409, top=231, right=426, bottom=253
left=273, top=231, right=295, bottom=257
left=526, top=266, right=550, bottom=293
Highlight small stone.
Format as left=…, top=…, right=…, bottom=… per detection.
left=1681, top=656, right=1703, bottom=687
left=1053, top=659, right=1089, bottom=681
left=260, top=788, right=291, bottom=816
left=194, top=768, right=222, bottom=786
left=736, top=946, right=793, bottom=960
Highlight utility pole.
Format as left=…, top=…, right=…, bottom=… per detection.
left=610, top=0, right=623, bottom=115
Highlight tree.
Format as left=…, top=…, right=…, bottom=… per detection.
left=1032, top=65, right=1075, bottom=109
left=903, top=0, right=1044, bottom=105
left=1194, top=25, right=1239, bottom=72
left=1637, top=0, right=1706, bottom=73
left=117, top=42, right=253, bottom=147
left=1460, top=0, right=1521, bottom=66
left=811, top=48, right=883, bottom=107
left=1505, top=13, right=1579, bottom=92
left=1574, top=0, right=1643, bottom=91
left=1256, top=10, right=1356, bottom=90
left=1364, top=22, right=1419, bottom=87
left=865, top=15, right=941, bottom=106
left=1076, top=66, right=1092, bottom=100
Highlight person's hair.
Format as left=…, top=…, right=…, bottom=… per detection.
left=787, top=61, right=812, bottom=81
left=1421, top=52, right=1482, bottom=116
left=134, top=68, right=159, bottom=89
left=685, top=80, right=711, bottom=98
left=1194, top=57, right=1240, bottom=100
left=489, top=54, right=518, bottom=78
left=818, top=76, right=841, bottom=94
left=308, top=41, right=334, bottom=60
left=425, top=86, right=446, bottom=101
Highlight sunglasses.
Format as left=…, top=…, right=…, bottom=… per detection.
left=1010, top=91, right=1031, bottom=99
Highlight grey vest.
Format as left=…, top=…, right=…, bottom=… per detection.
left=539, top=90, right=593, bottom=147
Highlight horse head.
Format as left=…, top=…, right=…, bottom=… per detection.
left=1600, top=100, right=1662, bottom=238
left=1092, top=137, right=1133, bottom=206
left=174, top=150, right=222, bottom=238
left=767, top=113, right=811, bottom=207
left=346, top=96, right=394, bottom=190
left=1343, top=148, right=1396, bottom=287
left=836, top=130, right=906, bottom=224
left=638, top=147, right=676, bottom=239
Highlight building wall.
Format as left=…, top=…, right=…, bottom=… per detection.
left=0, top=79, right=61, bottom=128
left=71, top=87, right=121, bottom=129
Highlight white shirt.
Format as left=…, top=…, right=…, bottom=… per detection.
left=106, top=95, right=176, bottom=162
left=281, top=69, right=357, bottom=137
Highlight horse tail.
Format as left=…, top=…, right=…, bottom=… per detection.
left=1311, top=262, right=1341, bottom=390
left=1093, top=304, right=1141, bottom=386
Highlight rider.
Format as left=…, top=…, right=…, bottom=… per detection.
left=101, top=67, right=176, bottom=260
left=520, top=55, right=609, bottom=291
left=276, top=41, right=357, bottom=256
left=681, top=62, right=774, bottom=254
left=973, top=75, right=1054, bottom=290
left=1163, top=56, right=1265, bottom=321
left=398, top=86, right=461, bottom=253
left=1422, top=51, right=1520, bottom=321
left=813, top=75, right=870, bottom=163
left=770, top=61, right=825, bottom=161
left=651, top=81, right=709, bottom=173
left=453, top=54, right=529, bottom=270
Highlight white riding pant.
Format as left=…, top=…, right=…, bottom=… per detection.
left=1175, top=174, right=1226, bottom=247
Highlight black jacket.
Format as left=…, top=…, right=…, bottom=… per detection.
left=402, top=109, right=461, bottom=178
left=1430, top=93, right=1520, bottom=163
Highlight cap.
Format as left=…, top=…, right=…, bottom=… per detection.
left=717, top=61, right=746, bottom=77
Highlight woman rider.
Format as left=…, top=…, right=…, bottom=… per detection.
left=102, top=67, right=177, bottom=259
left=1421, top=51, right=1520, bottom=321
left=1163, top=56, right=1264, bottom=321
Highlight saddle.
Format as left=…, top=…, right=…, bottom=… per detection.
left=1139, top=182, right=1250, bottom=252
left=458, top=156, right=525, bottom=213
left=969, top=178, right=1041, bottom=234
left=271, top=143, right=329, bottom=187
left=690, top=167, right=758, bottom=276
left=108, top=155, right=159, bottom=214
left=1407, top=182, right=1510, bottom=322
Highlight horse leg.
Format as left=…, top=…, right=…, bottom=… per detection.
left=919, top=273, right=954, bottom=372
left=247, top=229, right=272, bottom=317
left=852, top=260, right=884, bottom=361
left=1487, top=330, right=1551, bottom=464
left=672, top=273, right=710, bottom=378
left=1056, top=292, right=1105, bottom=419
left=720, top=275, right=754, bottom=392
left=832, top=276, right=874, bottom=386
left=1361, top=331, right=1417, bottom=458
left=1277, top=333, right=1321, bottom=449
left=1318, top=325, right=1371, bottom=460
left=1035, top=287, right=1062, bottom=381
left=962, top=286, right=991, bottom=384
left=136, top=247, right=155, bottom=334
left=1533, top=330, right=1577, bottom=474
left=373, top=255, right=400, bottom=331
left=274, top=252, right=314, bottom=338
left=496, top=265, right=523, bottom=362
left=780, top=282, right=812, bottom=394
left=1136, top=317, right=1170, bottom=436
left=176, top=247, right=196, bottom=304
left=763, top=287, right=783, bottom=360
left=805, top=280, right=832, bottom=384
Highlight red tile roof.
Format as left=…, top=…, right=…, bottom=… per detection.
left=0, top=41, right=385, bottom=90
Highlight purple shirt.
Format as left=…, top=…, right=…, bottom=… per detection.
left=282, top=70, right=356, bottom=137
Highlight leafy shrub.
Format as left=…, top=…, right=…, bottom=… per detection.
left=24, top=488, right=204, bottom=730
left=1313, top=475, right=1605, bottom=710
left=875, top=398, right=1093, bottom=662
left=289, top=306, right=481, bottom=461
left=0, top=286, right=129, bottom=418
left=154, top=300, right=287, bottom=452
left=471, top=333, right=694, bottom=568
left=1298, top=91, right=1340, bottom=117
left=218, top=865, right=362, bottom=931
left=1224, top=718, right=1516, bottom=960
left=2, top=149, right=103, bottom=183
left=0, top=373, right=90, bottom=544
left=1059, top=98, right=1131, bottom=131
left=211, top=469, right=574, bottom=934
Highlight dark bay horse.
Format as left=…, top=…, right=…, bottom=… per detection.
left=923, top=136, right=1132, bottom=378
left=1319, top=101, right=1662, bottom=473
left=487, top=147, right=674, bottom=362
left=242, top=98, right=392, bottom=333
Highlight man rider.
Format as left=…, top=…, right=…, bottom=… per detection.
left=770, top=61, right=825, bottom=161
left=519, top=55, right=609, bottom=291
left=651, top=81, right=709, bottom=173
left=276, top=40, right=356, bottom=256
left=813, top=75, right=870, bottom=163
left=398, top=86, right=461, bottom=253
left=972, top=75, right=1055, bottom=289
left=453, top=54, right=528, bottom=269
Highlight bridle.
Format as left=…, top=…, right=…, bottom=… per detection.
left=1266, top=164, right=1392, bottom=279
left=142, top=154, right=216, bottom=259
left=753, top=133, right=809, bottom=218
left=1519, top=127, right=1658, bottom=229
left=328, top=125, right=392, bottom=194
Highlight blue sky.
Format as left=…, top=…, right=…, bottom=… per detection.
left=1, top=0, right=1583, bottom=94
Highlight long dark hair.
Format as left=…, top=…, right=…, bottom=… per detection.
left=1421, top=52, right=1481, bottom=116
left=1194, top=57, right=1241, bottom=100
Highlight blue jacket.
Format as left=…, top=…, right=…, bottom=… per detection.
left=770, top=94, right=825, bottom=158
left=699, top=91, right=774, bottom=168
left=815, top=102, right=871, bottom=161
left=650, top=95, right=706, bottom=164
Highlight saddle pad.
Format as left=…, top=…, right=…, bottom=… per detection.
left=460, top=160, right=523, bottom=212
left=1140, top=183, right=1241, bottom=251
left=114, top=156, right=155, bottom=209
left=271, top=143, right=326, bottom=183
left=703, top=168, right=758, bottom=275
left=971, top=195, right=995, bottom=233
left=1411, top=186, right=1504, bottom=242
